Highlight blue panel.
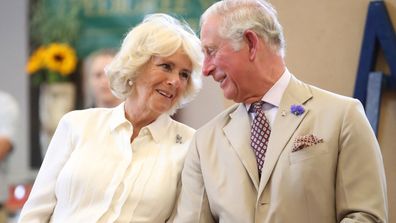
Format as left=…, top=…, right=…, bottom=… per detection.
left=365, top=72, right=384, bottom=135
left=354, top=1, right=378, bottom=104
left=353, top=1, right=396, bottom=105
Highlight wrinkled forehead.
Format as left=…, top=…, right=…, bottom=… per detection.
left=200, top=15, right=221, bottom=43
left=152, top=49, right=193, bottom=69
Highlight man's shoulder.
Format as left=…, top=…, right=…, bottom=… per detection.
left=293, top=77, right=357, bottom=104
left=289, top=80, right=363, bottom=122
left=308, top=83, right=358, bottom=105
left=198, top=103, right=240, bottom=131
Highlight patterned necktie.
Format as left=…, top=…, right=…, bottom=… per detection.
left=250, top=101, right=271, bottom=178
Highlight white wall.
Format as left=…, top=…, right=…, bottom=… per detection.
left=0, top=0, right=35, bottom=184
left=177, top=77, right=227, bottom=129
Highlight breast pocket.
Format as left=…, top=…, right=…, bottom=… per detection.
left=289, top=144, right=329, bottom=165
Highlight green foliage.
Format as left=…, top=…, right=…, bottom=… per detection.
left=30, top=0, right=81, bottom=45
left=31, top=70, right=70, bottom=85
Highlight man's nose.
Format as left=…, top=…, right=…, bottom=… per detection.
left=202, top=59, right=215, bottom=77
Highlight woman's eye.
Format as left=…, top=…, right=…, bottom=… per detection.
left=159, top=63, right=172, bottom=71
left=180, top=71, right=190, bottom=80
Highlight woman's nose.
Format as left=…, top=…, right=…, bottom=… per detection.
left=167, top=73, right=181, bottom=87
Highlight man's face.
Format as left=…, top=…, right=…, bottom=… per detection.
left=200, top=15, right=253, bottom=103
left=90, top=55, right=118, bottom=105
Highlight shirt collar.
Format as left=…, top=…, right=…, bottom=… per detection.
left=145, top=113, right=172, bottom=143
left=109, top=101, right=172, bottom=143
left=246, top=68, right=291, bottom=110
left=109, top=101, right=129, bottom=131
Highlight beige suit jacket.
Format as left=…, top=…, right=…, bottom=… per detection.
left=171, top=76, right=388, bottom=223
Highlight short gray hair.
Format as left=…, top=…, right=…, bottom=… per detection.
left=200, top=0, right=285, bottom=57
left=106, top=13, right=203, bottom=114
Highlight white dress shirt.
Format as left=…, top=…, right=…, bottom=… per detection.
left=18, top=102, right=195, bottom=223
left=246, top=68, right=291, bottom=127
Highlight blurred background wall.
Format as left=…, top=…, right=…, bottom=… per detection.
left=0, top=0, right=395, bottom=221
left=0, top=0, right=34, bottom=183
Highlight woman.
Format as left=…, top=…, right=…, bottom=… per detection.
left=19, top=13, right=202, bottom=223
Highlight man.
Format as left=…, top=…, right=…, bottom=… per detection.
left=171, top=0, right=388, bottom=222
left=83, top=48, right=121, bottom=108
left=0, top=91, right=18, bottom=223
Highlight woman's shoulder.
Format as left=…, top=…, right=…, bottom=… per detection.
left=60, top=107, right=115, bottom=127
left=65, top=107, right=112, bottom=118
left=169, top=118, right=196, bottom=137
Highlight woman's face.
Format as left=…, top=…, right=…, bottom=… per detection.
left=132, top=49, right=192, bottom=115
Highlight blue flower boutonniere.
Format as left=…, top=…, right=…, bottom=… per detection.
left=290, top=104, right=305, bottom=116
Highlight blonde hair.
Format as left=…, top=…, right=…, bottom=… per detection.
left=106, top=13, right=203, bottom=114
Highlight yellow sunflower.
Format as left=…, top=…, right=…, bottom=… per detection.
left=44, top=43, right=77, bottom=76
left=26, top=46, right=46, bottom=74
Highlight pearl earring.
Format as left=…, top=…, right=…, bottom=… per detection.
left=128, top=80, right=133, bottom=86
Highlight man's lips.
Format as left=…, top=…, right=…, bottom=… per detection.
left=214, top=75, right=226, bottom=88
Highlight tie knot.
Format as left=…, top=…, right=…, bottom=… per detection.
left=250, top=101, right=264, bottom=113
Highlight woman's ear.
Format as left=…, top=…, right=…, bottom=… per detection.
left=244, top=30, right=259, bottom=61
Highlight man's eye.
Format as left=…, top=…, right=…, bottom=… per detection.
left=206, top=48, right=216, bottom=56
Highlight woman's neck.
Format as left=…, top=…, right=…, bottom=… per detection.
left=124, top=98, right=159, bottom=142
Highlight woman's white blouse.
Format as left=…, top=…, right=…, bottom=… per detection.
left=18, top=103, right=195, bottom=223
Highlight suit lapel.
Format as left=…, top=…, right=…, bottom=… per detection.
left=258, top=76, right=313, bottom=194
left=223, top=103, right=260, bottom=190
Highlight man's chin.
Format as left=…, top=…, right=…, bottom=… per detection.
left=223, top=92, right=238, bottom=103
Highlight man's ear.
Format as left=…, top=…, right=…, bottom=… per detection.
left=244, top=30, right=259, bottom=61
